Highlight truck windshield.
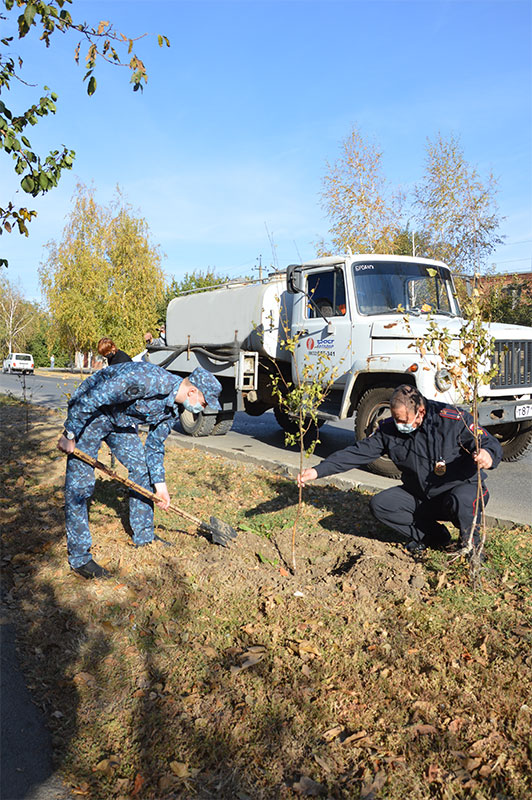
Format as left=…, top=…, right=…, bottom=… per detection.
left=352, top=260, right=459, bottom=316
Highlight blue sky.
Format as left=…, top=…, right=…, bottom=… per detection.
left=2, top=0, right=531, bottom=301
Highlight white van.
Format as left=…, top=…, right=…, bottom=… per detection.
left=2, top=353, right=34, bottom=374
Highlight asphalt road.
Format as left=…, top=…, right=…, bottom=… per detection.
left=1, top=370, right=531, bottom=526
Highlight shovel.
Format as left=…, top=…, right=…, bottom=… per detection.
left=71, top=447, right=237, bottom=547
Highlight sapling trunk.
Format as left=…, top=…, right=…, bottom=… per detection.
left=268, top=321, right=342, bottom=576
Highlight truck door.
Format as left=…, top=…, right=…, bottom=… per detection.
left=291, top=266, right=352, bottom=387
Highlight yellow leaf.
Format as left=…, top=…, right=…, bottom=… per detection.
left=169, top=761, right=189, bottom=778
left=92, top=756, right=120, bottom=775
left=323, top=725, right=344, bottom=742
left=298, top=640, right=321, bottom=657
left=342, top=729, right=368, bottom=745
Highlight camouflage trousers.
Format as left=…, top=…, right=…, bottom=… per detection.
left=65, top=415, right=154, bottom=568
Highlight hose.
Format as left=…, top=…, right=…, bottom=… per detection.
left=147, top=341, right=241, bottom=368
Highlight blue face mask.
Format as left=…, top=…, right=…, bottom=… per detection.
left=394, top=420, right=417, bottom=434
left=183, top=398, right=204, bottom=414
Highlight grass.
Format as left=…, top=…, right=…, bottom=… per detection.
left=1, top=397, right=531, bottom=799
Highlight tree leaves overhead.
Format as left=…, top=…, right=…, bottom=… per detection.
left=0, top=0, right=170, bottom=251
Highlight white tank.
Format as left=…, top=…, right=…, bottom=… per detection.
left=166, top=278, right=292, bottom=360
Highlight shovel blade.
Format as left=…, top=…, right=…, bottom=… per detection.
left=199, top=516, right=238, bottom=547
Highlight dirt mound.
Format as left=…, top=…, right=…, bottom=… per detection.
left=186, top=522, right=426, bottom=605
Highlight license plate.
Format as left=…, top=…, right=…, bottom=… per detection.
left=516, top=404, right=532, bottom=420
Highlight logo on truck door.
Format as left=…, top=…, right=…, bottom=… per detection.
left=306, top=337, right=335, bottom=353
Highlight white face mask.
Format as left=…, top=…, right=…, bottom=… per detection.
left=394, top=420, right=417, bottom=434
left=183, top=398, right=204, bottom=414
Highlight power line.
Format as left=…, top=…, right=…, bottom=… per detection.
left=491, top=257, right=531, bottom=265
left=498, top=239, right=532, bottom=247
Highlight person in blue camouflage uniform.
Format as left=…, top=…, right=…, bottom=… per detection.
left=298, top=384, right=502, bottom=558
left=57, top=362, right=222, bottom=579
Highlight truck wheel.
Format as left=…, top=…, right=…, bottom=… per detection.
left=355, top=387, right=401, bottom=479
left=212, top=412, right=235, bottom=436
left=491, top=421, right=532, bottom=462
left=273, top=406, right=326, bottom=437
left=179, top=408, right=216, bottom=437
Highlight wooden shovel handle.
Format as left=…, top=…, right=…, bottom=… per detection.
left=72, top=447, right=203, bottom=528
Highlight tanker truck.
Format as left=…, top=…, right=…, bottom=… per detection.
left=148, top=254, right=532, bottom=477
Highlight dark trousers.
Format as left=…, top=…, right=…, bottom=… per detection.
left=369, top=484, right=489, bottom=547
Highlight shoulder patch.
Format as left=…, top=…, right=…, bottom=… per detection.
left=468, top=422, right=487, bottom=436
left=439, top=408, right=461, bottom=420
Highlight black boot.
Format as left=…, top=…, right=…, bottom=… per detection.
left=72, top=559, right=110, bottom=579
left=425, top=524, right=452, bottom=550
left=406, top=539, right=427, bottom=557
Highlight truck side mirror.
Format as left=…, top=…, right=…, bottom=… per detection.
left=286, top=264, right=303, bottom=294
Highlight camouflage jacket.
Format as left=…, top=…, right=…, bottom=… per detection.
left=65, top=362, right=182, bottom=483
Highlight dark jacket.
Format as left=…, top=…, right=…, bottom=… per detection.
left=107, top=349, right=132, bottom=365
left=315, top=399, right=503, bottom=500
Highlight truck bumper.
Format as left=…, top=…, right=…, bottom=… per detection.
left=474, top=399, right=532, bottom=426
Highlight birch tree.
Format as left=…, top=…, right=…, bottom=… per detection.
left=103, top=196, right=166, bottom=349
left=414, top=133, right=502, bottom=272
left=0, top=275, right=36, bottom=353
left=39, top=183, right=165, bottom=357
left=317, top=125, right=403, bottom=255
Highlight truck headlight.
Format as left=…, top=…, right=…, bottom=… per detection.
left=435, top=368, right=452, bottom=392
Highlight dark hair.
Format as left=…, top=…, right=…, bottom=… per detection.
left=97, top=337, right=117, bottom=357
left=390, top=384, right=425, bottom=414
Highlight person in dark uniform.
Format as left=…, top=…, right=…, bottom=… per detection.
left=97, top=337, right=132, bottom=365
left=57, top=362, right=222, bottom=579
left=297, top=384, right=503, bottom=557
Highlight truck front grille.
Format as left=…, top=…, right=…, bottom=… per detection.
left=491, top=340, right=532, bottom=389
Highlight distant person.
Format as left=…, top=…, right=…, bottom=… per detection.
left=57, top=362, right=222, bottom=578
left=50, top=355, right=55, bottom=369
left=152, top=324, right=166, bottom=347
left=97, top=337, right=132, bottom=366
